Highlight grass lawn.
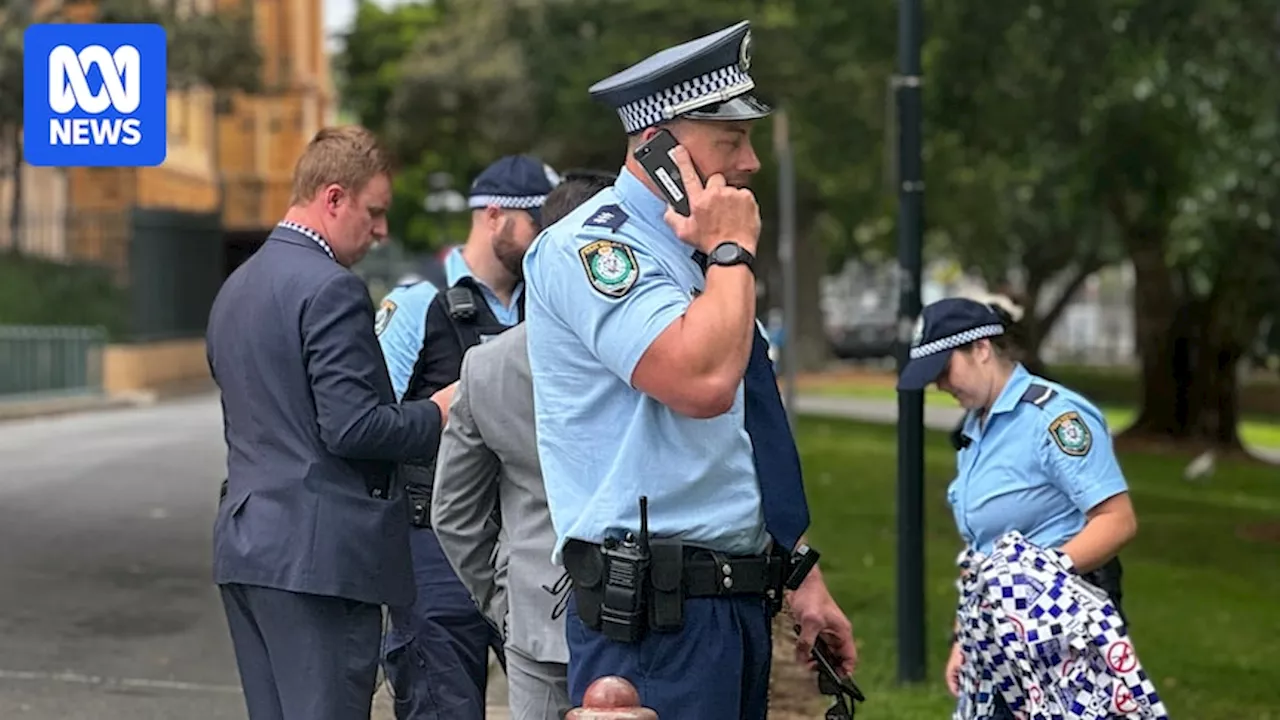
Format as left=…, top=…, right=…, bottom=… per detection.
left=800, top=380, right=1280, bottom=451
left=797, top=416, right=1280, bottom=720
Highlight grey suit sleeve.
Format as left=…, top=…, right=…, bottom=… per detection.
left=431, top=352, right=504, bottom=622
left=303, top=271, right=443, bottom=461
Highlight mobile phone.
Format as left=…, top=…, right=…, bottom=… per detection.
left=633, top=129, right=694, bottom=217
left=813, top=638, right=866, bottom=703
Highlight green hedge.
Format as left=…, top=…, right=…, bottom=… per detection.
left=0, top=253, right=128, bottom=340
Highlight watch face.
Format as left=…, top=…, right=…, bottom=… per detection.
left=712, top=244, right=742, bottom=263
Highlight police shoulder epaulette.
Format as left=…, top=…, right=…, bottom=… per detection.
left=582, top=204, right=628, bottom=232
left=1020, top=384, right=1057, bottom=408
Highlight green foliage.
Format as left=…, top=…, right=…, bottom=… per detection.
left=0, top=255, right=127, bottom=339
left=334, top=0, right=442, bottom=140
left=332, top=0, right=1280, bottom=388
left=801, top=416, right=1280, bottom=719
left=83, top=0, right=264, bottom=93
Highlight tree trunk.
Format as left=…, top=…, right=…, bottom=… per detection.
left=791, top=218, right=830, bottom=372
left=1120, top=250, right=1258, bottom=454
left=1019, top=256, right=1103, bottom=381
left=1120, top=234, right=1186, bottom=440
left=1187, top=330, right=1244, bottom=449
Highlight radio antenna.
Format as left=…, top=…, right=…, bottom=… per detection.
left=638, top=496, right=649, bottom=545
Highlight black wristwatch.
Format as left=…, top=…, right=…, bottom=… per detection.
left=706, top=242, right=755, bottom=273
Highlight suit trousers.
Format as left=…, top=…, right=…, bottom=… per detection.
left=219, top=583, right=382, bottom=720
left=565, top=594, right=772, bottom=720
left=384, top=527, right=505, bottom=720
left=505, top=646, right=571, bottom=720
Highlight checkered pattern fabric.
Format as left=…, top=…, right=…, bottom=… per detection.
left=952, top=532, right=1170, bottom=720
left=277, top=221, right=335, bottom=261
left=910, top=323, right=1004, bottom=359
left=615, top=64, right=754, bottom=133
left=467, top=194, right=547, bottom=210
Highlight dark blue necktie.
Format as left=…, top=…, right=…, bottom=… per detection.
left=694, top=251, right=810, bottom=551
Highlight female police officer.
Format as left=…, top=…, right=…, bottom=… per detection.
left=896, top=297, right=1139, bottom=718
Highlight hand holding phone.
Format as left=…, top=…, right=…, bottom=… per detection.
left=813, top=636, right=866, bottom=719
left=633, top=131, right=761, bottom=255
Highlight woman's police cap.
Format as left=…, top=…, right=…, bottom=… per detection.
left=588, top=20, right=772, bottom=134
left=896, top=298, right=1008, bottom=391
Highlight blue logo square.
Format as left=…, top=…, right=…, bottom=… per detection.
left=23, top=23, right=168, bottom=168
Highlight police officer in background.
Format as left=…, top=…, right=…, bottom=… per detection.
left=895, top=298, right=1137, bottom=719
left=522, top=21, right=857, bottom=719
left=206, top=125, right=453, bottom=720
left=376, top=155, right=559, bottom=400
left=377, top=155, right=559, bottom=720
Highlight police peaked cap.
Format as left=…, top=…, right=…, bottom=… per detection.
left=588, top=20, right=772, bottom=134
left=468, top=155, right=562, bottom=224
left=897, top=298, right=1008, bottom=391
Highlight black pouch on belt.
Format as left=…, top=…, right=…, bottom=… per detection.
left=562, top=539, right=605, bottom=631
left=404, top=482, right=433, bottom=528
left=647, top=538, right=684, bottom=633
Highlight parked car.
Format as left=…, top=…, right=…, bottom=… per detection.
left=829, top=318, right=899, bottom=361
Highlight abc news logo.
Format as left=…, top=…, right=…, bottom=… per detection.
left=24, top=24, right=167, bottom=168
left=48, top=44, right=144, bottom=147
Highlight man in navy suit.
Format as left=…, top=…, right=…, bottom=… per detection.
left=206, top=125, right=455, bottom=720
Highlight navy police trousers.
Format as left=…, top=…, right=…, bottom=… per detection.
left=384, top=527, right=506, bottom=720
left=221, top=583, right=382, bottom=720
left=565, top=593, right=772, bottom=720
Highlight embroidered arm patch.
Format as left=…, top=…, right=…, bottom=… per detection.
left=375, top=299, right=397, bottom=336
left=578, top=240, right=639, bottom=298
left=1048, top=411, right=1092, bottom=456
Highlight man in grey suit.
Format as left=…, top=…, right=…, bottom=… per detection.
left=431, top=172, right=614, bottom=720
left=206, top=125, right=456, bottom=720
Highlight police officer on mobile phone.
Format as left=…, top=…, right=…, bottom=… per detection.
left=520, top=20, right=858, bottom=720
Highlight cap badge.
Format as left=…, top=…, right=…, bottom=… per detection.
left=910, top=315, right=925, bottom=347
left=739, top=31, right=753, bottom=72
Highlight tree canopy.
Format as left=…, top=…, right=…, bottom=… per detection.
left=337, top=0, right=1277, bottom=447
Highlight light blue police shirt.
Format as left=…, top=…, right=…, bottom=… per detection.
left=522, top=167, right=768, bottom=564
left=947, top=363, right=1129, bottom=555
left=376, top=247, right=523, bottom=400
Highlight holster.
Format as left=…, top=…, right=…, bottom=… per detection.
left=648, top=539, right=684, bottom=633
left=563, top=539, right=605, bottom=631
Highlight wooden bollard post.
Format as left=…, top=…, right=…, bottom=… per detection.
left=565, top=676, right=658, bottom=720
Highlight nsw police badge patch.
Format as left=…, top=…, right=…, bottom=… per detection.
left=1049, top=411, right=1092, bottom=456
left=579, top=240, right=639, bottom=298
left=375, top=299, right=397, bottom=337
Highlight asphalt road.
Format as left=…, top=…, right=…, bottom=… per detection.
left=0, top=395, right=244, bottom=719
left=0, top=393, right=512, bottom=720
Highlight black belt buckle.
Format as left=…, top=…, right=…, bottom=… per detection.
left=765, top=553, right=786, bottom=615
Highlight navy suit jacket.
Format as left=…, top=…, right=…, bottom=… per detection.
left=207, top=226, right=443, bottom=607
